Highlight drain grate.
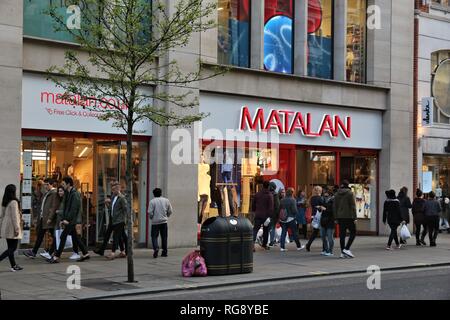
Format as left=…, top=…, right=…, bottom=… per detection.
left=81, top=279, right=138, bottom=292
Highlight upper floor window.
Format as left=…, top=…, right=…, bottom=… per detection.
left=24, top=0, right=77, bottom=42
left=431, top=50, right=450, bottom=124
left=264, top=0, right=293, bottom=74
left=431, top=0, right=450, bottom=8
left=217, top=0, right=250, bottom=68
left=308, top=0, right=333, bottom=79
left=346, top=0, right=367, bottom=83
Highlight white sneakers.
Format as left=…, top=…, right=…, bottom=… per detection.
left=342, top=249, right=355, bottom=258
left=280, top=248, right=288, bottom=252
left=297, top=245, right=306, bottom=251
left=39, top=251, right=52, bottom=260
left=69, top=253, right=81, bottom=260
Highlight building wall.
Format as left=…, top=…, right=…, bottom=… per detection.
left=417, top=5, right=450, bottom=189
left=0, top=0, right=23, bottom=252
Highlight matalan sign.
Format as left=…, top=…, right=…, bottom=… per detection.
left=422, top=97, right=434, bottom=127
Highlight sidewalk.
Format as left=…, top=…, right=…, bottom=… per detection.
left=1, top=234, right=449, bottom=300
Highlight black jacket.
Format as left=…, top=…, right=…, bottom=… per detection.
left=321, top=196, right=335, bottom=229
left=62, top=188, right=81, bottom=225
left=310, top=195, right=325, bottom=217
left=397, top=192, right=412, bottom=224
left=383, top=199, right=403, bottom=225
left=412, top=198, right=426, bottom=224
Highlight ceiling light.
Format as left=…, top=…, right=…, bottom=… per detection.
left=79, top=147, right=89, bottom=157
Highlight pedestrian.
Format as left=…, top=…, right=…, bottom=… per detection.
left=305, top=186, right=326, bottom=252
left=106, top=182, right=128, bottom=260
left=439, top=196, right=450, bottom=233
left=412, top=189, right=427, bottom=246
left=333, top=180, right=357, bottom=258
left=48, top=177, right=90, bottom=263
left=397, top=186, right=412, bottom=245
left=0, top=184, right=23, bottom=271
left=24, top=178, right=59, bottom=259
left=268, top=182, right=281, bottom=247
left=383, top=190, right=404, bottom=250
left=32, top=180, right=44, bottom=226
left=252, top=181, right=274, bottom=251
left=149, top=188, right=173, bottom=258
left=424, top=191, right=442, bottom=247
left=320, top=187, right=337, bottom=256
left=279, top=188, right=305, bottom=252
left=296, top=190, right=308, bottom=240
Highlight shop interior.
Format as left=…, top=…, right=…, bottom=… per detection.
left=21, top=137, right=146, bottom=247
left=198, top=144, right=378, bottom=233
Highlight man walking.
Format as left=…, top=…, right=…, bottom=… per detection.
left=48, top=177, right=90, bottom=263
left=252, top=181, right=274, bottom=251
left=333, top=180, right=357, bottom=258
left=94, top=183, right=128, bottom=259
left=24, top=178, right=59, bottom=259
left=149, top=188, right=173, bottom=258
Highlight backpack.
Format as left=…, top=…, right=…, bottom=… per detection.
left=181, top=250, right=207, bottom=277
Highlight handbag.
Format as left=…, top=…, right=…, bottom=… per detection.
left=311, top=210, right=322, bottom=229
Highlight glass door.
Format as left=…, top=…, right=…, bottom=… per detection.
left=95, top=141, right=121, bottom=243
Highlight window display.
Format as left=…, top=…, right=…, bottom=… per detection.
left=423, top=156, right=450, bottom=197
left=346, top=0, right=367, bottom=83
left=218, top=0, right=250, bottom=67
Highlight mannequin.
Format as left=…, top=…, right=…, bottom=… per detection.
left=221, top=150, right=233, bottom=183
left=198, top=154, right=211, bottom=224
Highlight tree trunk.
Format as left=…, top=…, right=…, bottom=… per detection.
left=126, top=121, right=135, bottom=282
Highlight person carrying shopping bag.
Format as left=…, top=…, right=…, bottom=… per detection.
left=279, top=188, right=305, bottom=252
left=383, top=190, right=405, bottom=250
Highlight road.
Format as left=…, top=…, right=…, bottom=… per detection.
left=114, top=266, right=450, bottom=300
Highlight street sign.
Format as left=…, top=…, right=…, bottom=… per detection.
left=421, top=97, right=434, bottom=127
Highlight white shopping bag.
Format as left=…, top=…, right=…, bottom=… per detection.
left=55, top=229, right=73, bottom=249
left=400, top=224, right=411, bottom=241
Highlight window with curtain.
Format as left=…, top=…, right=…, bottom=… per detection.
left=307, top=0, right=333, bottom=79
left=217, top=0, right=250, bottom=68
left=264, top=0, right=294, bottom=74
left=346, top=0, right=367, bottom=83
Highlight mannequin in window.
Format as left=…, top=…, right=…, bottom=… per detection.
left=222, top=150, right=233, bottom=183
left=198, top=153, right=211, bottom=224
left=67, top=164, right=74, bottom=177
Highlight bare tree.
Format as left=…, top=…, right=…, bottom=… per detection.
left=47, top=0, right=224, bottom=282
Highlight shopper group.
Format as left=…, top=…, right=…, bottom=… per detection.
left=0, top=175, right=174, bottom=271
left=252, top=179, right=358, bottom=258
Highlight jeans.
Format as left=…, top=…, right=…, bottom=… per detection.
left=338, top=219, right=356, bottom=252
left=269, top=220, right=276, bottom=245
left=388, top=223, right=400, bottom=246
left=440, top=218, right=449, bottom=230
left=112, top=222, right=128, bottom=254
left=55, top=224, right=88, bottom=258
left=280, top=220, right=301, bottom=249
left=253, top=217, right=269, bottom=247
left=426, top=216, right=440, bottom=245
left=151, top=223, right=168, bottom=254
left=0, top=239, right=18, bottom=267
left=320, top=227, right=334, bottom=253
left=298, top=224, right=307, bottom=239
left=32, top=219, right=56, bottom=255
left=306, top=228, right=322, bottom=250
left=414, top=222, right=427, bottom=242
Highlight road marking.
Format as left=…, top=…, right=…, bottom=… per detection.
left=309, top=271, right=330, bottom=275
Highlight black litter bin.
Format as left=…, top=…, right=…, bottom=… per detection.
left=200, top=216, right=253, bottom=276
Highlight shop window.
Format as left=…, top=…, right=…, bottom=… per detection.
left=346, top=0, right=367, bottom=83
left=340, top=154, right=377, bottom=219
left=218, top=0, right=250, bottom=67
left=431, top=50, right=450, bottom=124
left=423, top=156, right=450, bottom=196
left=307, top=0, right=333, bottom=79
left=264, top=0, right=294, bottom=74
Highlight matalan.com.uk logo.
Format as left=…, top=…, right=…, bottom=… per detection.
left=40, top=91, right=128, bottom=110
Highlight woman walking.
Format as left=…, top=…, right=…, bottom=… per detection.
left=279, top=188, right=305, bottom=252
left=424, top=191, right=441, bottom=247
left=412, top=189, right=427, bottom=246
left=320, top=187, right=336, bottom=256
left=383, top=189, right=404, bottom=250
left=0, top=184, right=23, bottom=271
left=397, top=187, right=412, bottom=244
left=306, top=186, right=326, bottom=252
